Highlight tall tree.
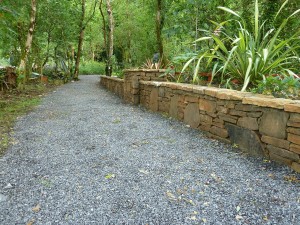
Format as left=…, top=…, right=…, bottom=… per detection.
left=73, top=0, right=86, bottom=80
left=106, top=0, right=114, bottom=76
left=74, top=0, right=97, bottom=80
left=19, top=0, right=37, bottom=81
left=156, top=0, right=164, bottom=61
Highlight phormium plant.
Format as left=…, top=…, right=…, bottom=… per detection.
left=182, top=0, right=300, bottom=91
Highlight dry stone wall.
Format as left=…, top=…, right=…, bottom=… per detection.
left=100, top=76, right=124, bottom=98
left=100, top=70, right=300, bottom=173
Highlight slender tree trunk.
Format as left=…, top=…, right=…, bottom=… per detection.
left=156, top=0, right=164, bottom=63
left=74, top=0, right=86, bottom=80
left=99, top=0, right=109, bottom=75
left=19, top=0, right=37, bottom=82
left=106, top=0, right=114, bottom=76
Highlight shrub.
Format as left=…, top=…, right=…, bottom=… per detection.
left=183, top=0, right=300, bottom=91
left=79, top=61, right=106, bottom=75
left=253, top=75, right=300, bottom=99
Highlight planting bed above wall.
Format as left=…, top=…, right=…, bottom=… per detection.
left=100, top=70, right=300, bottom=173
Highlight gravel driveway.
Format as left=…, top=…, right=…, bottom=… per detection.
left=0, top=75, right=299, bottom=225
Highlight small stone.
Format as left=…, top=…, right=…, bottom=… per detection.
left=4, top=183, right=13, bottom=189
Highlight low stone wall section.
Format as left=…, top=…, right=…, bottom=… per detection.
left=100, top=76, right=124, bottom=98
left=100, top=71, right=300, bottom=173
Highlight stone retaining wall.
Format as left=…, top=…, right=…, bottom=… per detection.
left=100, top=70, right=300, bottom=173
left=100, top=76, right=124, bottom=98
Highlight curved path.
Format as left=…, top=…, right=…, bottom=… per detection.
left=0, top=75, right=299, bottom=224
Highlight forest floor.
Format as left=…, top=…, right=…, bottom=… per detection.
left=0, top=75, right=299, bottom=225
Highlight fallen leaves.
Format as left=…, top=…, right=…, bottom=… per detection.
left=26, top=219, right=35, bottom=225
left=283, top=175, right=300, bottom=183
left=105, top=173, right=115, bottom=179
left=166, top=191, right=177, bottom=202
left=138, top=169, right=149, bottom=175
left=32, top=204, right=41, bottom=213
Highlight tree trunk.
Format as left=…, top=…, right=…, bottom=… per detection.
left=19, top=0, right=37, bottom=82
left=74, top=0, right=86, bottom=80
left=99, top=0, right=109, bottom=74
left=156, top=0, right=164, bottom=63
left=106, top=0, right=114, bottom=76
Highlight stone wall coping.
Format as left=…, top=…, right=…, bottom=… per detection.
left=100, top=75, right=124, bottom=82
left=139, top=80, right=300, bottom=111
left=123, top=69, right=166, bottom=73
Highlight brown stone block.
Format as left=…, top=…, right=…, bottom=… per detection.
left=218, top=113, right=238, bottom=124
left=229, top=109, right=247, bottom=117
left=199, top=99, right=217, bottom=113
left=290, top=113, right=300, bottom=122
left=204, top=87, right=219, bottom=97
left=207, top=112, right=217, bottom=118
left=149, top=88, right=159, bottom=111
left=237, top=117, right=259, bottom=130
left=261, top=135, right=290, bottom=149
left=270, top=153, right=293, bottom=166
left=290, top=144, right=300, bottom=154
left=288, top=133, right=300, bottom=145
left=169, top=95, right=179, bottom=118
left=216, top=106, right=229, bottom=114
left=284, top=102, right=300, bottom=113
left=228, top=92, right=252, bottom=101
left=213, top=118, right=224, bottom=124
left=199, top=114, right=213, bottom=124
left=210, top=126, right=228, bottom=138
left=178, top=112, right=184, bottom=120
left=216, top=100, right=226, bottom=106
left=185, top=95, right=199, bottom=103
left=184, top=103, right=200, bottom=128
left=213, top=122, right=225, bottom=129
left=287, top=121, right=300, bottom=128
left=242, top=96, right=291, bottom=109
left=247, top=112, right=262, bottom=117
left=199, top=124, right=211, bottom=132
left=259, top=110, right=289, bottom=139
left=267, top=145, right=299, bottom=161
left=192, top=86, right=206, bottom=94
left=291, top=162, right=300, bottom=173
left=215, top=91, right=235, bottom=100
left=287, top=127, right=300, bottom=135
left=235, top=104, right=262, bottom=112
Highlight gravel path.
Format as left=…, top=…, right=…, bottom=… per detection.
left=0, top=75, right=299, bottom=225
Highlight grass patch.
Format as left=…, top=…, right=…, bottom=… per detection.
left=79, top=61, right=106, bottom=75
left=0, top=83, right=57, bottom=156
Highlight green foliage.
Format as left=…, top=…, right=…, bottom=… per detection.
left=253, top=75, right=300, bottom=99
left=182, top=0, right=300, bottom=91
left=79, top=61, right=106, bottom=75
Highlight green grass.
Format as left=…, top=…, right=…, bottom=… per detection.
left=79, top=61, right=106, bottom=75
left=0, top=84, right=54, bottom=156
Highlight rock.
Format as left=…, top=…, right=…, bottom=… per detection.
left=287, top=133, right=300, bottom=145
left=267, top=145, right=299, bottom=161
left=237, top=117, right=259, bottom=130
left=184, top=103, right=200, bottom=129
left=169, top=95, right=179, bottom=118
left=199, top=99, right=216, bottom=113
left=259, top=109, right=289, bottom=139
left=4, top=183, right=13, bottom=189
left=225, top=123, right=264, bottom=156
left=291, top=162, right=300, bottom=173
left=149, top=88, right=159, bottom=111
left=210, top=126, right=228, bottom=138
left=261, top=135, right=290, bottom=150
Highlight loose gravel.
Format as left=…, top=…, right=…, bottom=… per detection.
left=0, top=75, right=299, bottom=225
